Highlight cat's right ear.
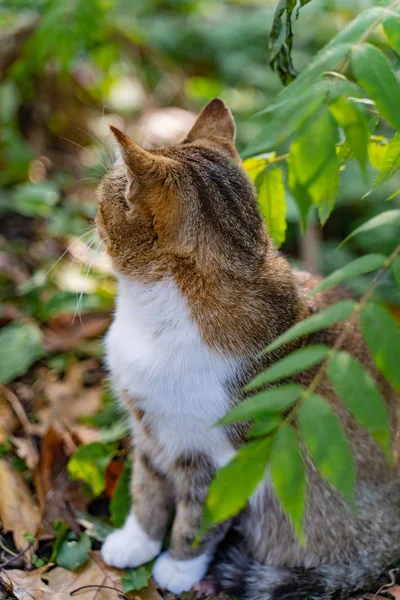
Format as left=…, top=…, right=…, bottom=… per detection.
left=110, top=126, right=167, bottom=201
left=183, top=98, right=237, bottom=155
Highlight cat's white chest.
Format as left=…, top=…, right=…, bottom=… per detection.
left=105, top=276, right=238, bottom=464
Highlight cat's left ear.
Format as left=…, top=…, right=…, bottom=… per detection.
left=110, top=126, right=171, bottom=201
left=184, top=98, right=236, bottom=154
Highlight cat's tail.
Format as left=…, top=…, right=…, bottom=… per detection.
left=215, top=543, right=382, bottom=600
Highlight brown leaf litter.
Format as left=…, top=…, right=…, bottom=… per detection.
left=0, top=551, right=162, bottom=600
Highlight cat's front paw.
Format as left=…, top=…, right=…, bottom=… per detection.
left=101, top=514, right=161, bottom=569
left=152, top=552, right=211, bottom=594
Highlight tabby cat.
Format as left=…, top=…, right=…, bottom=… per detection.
left=97, top=99, right=400, bottom=599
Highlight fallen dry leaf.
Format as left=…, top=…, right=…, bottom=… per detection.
left=0, top=458, right=40, bottom=552
left=357, top=586, right=400, bottom=600
left=0, top=566, right=65, bottom=600
left=1, top=552, right=162, bottom=600
left=39, top=360, right=102, bottom=429
left=0, top=392, right=18, bottom=443
left=105, top=459, right=125, bottom=500
left=11, top=435, right=39, bottom=470
left=38, top=426, right=89, bottom=535
left=43, top=313, right=110, bottom=353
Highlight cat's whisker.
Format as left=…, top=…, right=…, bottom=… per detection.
left=76, top=126, right=114, bottom=171
left=45, top=229, right=96, bottom=276
left=72, top=238, right=104, bottom=327
left=56, top=134, right=109, bottom=173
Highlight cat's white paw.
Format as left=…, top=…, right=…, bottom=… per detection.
left=152, top=551, right=211, bottom=594
left=101, top=514, right=161, bottom=569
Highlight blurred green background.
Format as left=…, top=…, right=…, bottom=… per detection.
left=1, top=0, right=400, bottom=368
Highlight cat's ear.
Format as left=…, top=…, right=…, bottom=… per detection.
left=110, top=126, right=167, bottom=200
left=184, top=98, right=236, bottom=152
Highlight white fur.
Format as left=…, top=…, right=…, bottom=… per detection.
left=101, top=513, right=162, bottom=568
left=152, top=551, right=211, bottom=593
left=105, top=275, right=239, bottom=466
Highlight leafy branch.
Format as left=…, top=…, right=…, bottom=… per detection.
left=200, top=210, right=400, bottom=541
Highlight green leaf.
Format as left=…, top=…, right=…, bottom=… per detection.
left=248, top=415, right=282, bottom=438
left=383, top=11, right=400, bottom=55
left=50, top=520, right=69, bottom=564
left=341, top=210, right=400, bottom=245
left=309, top=254, right=386, bottom=296
left=0, top=322, right=45, bottom=384
left=76, top=512, right=114, bottom=542
left=217, top=384, right=303, bottom=425
left=288, top=106, right=339, bottom=227
left=329, top=96, right=369, bottom=172
left=67, top=442, right=117, bottom=497
left=372, top=132, right=400, bottom=189
left=327, top=352, right=392, bottom=461
left=270, top=8, right=390, bottom=108
left=56, top=533, right=91, bottom=571
left=351, top=44, right=400, bottom=130
left=270, top=424, right=306, bottom=542
left=200, top=437, right=272, bottom=534
left=268, top=0, right=298, bottom=86
left=245, top=345, right=329, bottom=390
left=244, top=81, right=331, bottom=157
left=360, top=303, right=400, bottom=392
left=122, top=565, right=152, bottom=593
left=110, top=458, right=132, bottom=528
left=264, top=299, right=356, bottom=353
left=12, top=181, right=60, bottom=218
left=298, top=394, right=355, bottom=507
left=393, top=256, right=400, bottom=289
left=255, top=167, right=287, bottom=249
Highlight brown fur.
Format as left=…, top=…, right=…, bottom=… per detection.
left=97, top=99, right=400, bottom=600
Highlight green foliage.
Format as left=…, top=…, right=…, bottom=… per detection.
left=243, top=4, right=400, bottom=239
left=204, top=207, right=400, bottom=544
left=360, top=303, right=400, bottom=392
left=122, top=565, right=152, bottom=593
left=0, top=322, right=45, bottom=384
left=328, top=96, right=369, bottom=173
left=110, top=458, right=132, bottom=528
left=372, top=132, right=400, bottom=190
left=270, top=424, right=306, bottom=542
left=309, top=254, right=386, bottom=295
left=393, top=256, right=400, bottom=289
left=269, top=0, right=313, bottom=85
left=351, top=44, right=400, bottom=131
left=298, top=394, right=355, bottom=507
left=248, top=415, right=282, bottom=439
left=217, top=384, right=303, bottom=426
left=341, top=210, right=400, bottom=245
left=288, top=105, right=339, bottom=226
left=11, top=182, right=60, bottom=218
left=327, top=352, right=391, bottom=461
left=199, top=437, right=272, bottom=536
left=76, top=513, right=114, bottom=542
left=50, top=521, right=69, bottom=564
left=255, top=166, right=287, bottom=249
left=67, top=442, right=117, bottom=497
left=265, top=300, right=357, bottom=353
left=56, top=532, right=92, bottom=571
left=245, top=345, right=329, bottom=390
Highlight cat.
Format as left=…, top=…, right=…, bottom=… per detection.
left=97, top=98, right=400, bottom=599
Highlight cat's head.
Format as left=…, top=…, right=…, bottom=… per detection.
left=96, top=98, right=266, bottom=281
